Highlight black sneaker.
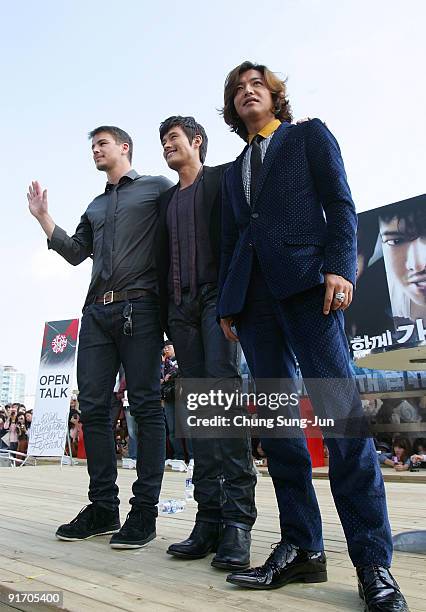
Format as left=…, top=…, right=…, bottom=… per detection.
left=110, top=508, right=156, bottom=549
left=56, top=504, right=120, bottom=541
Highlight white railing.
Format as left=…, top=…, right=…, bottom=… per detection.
left=0, top=449, right=35, bottom=467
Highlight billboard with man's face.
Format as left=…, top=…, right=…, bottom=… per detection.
left=380, top=200, right=426, bottom=322
left=345, top=194, right=426, bottom=359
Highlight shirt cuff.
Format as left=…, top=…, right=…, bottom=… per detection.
left=47, top=225, right=67, bottom=251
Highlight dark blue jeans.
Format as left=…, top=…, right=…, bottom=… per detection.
left=77, top=296, right=165, bottom=515
left=237, top=261, right=393, bottom=567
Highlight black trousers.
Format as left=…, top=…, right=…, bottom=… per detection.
left=168, top=284, right=257, bottom=528
left=77, top=296, right=165, bottom=515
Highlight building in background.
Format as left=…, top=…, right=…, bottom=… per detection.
left=0, top=365, right=26, bottom=404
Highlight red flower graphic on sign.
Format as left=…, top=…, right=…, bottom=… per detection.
left=51, top=334, right=68, bottom=353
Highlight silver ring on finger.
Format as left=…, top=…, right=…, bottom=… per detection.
left=334, top=291, right=345, bottom=303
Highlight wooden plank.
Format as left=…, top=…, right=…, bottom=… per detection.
left=0, top=466, right=424, bottom=611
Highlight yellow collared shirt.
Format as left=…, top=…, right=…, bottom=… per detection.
left=248, top=119, right=281, bottom=144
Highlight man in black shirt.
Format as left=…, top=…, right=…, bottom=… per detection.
left=155, top=116, right=256, bottom=571
left=28, top=125, right=173, bottom=549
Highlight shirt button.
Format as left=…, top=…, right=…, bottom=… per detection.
left=251, top=212, right=259, bottom=219
left=248, top=242, right=253, bottom=247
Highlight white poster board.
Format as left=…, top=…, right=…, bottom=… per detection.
left=28, top=319, right=79, bottom=457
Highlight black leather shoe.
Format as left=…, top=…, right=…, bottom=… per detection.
left=226, top=540, right=327, bottom=589
left=110, top=508, right=156, bottom=549
left=167, top=521, right=222, bottom=559
left=211, top=525, right=251, bottom=570
left=56, top=504, right=120, bottom=541
left=357, top=566, right=409, bottom=611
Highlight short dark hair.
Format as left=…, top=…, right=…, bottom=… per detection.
left=357, top=221, right=379, bottom=263
left=159, top=116, right=208, bottom=164
left=413, top=438, right=426, bottom=453
left=88, top=126, right=133, bottom=163
left=221, top=61, right=293, bottom=141
left=378, top=199, right=426, bottom=237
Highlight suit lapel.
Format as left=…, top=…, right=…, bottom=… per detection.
left=158, top=184, right=177, bottom=225
left=202, top=166, right=220, bottom=205
left=252, top=122, right=292, bottom=207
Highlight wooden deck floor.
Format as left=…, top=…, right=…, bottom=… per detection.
left=0, top=465, right=424, bottom=611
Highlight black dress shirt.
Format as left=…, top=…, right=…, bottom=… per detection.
left=48, top=170, right=173, bottom=307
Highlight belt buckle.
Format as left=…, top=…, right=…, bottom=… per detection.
left=103, top=290, right=114, bottom=305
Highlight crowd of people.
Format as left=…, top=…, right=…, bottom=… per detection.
left=64, top=353, right=426, bottom=475
left=2, top=385, right=425, bottom=476
left=0, top=341, right=195, bottom=466
left=377, top=436, right=426, bottom=471
left=3, top=373, right=424, bottom=477
left=0, top=403, right=32, bottom=455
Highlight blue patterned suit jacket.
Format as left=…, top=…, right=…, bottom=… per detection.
left=217, top=119, right=357, bottom=319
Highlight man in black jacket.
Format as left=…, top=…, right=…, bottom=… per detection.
left=155, top=116, right=256, bottom=570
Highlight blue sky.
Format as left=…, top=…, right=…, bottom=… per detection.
left=1, top=0, right=425, bottom=406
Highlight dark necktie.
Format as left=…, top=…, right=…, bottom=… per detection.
left=101, top=184, right=118, bottom=281
left=250, top=134, right=263, bottom=206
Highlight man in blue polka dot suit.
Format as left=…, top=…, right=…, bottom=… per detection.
left=217, top=61, right=408, bottom=611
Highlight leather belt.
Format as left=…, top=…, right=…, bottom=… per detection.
left=95, top=289, right=154, bottom=305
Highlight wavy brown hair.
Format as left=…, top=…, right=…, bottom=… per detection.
left=221, top=61, right=293, bottom=141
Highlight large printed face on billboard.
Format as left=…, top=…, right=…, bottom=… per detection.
left=345, top=194, right=426, bottom=357
left=379, top=206, right=426, bottom=321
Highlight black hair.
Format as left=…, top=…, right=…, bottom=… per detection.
left=413, top=438, right=426, bottom=453
left=159, top=116, right=208, bottom=163
left=357, top=216, right=380, bottom=263
left=378, top=197, right=426, bottom=237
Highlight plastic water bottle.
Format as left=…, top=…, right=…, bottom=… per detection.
left=185, top=462, right=194, bottom=501
left=158, top=499, right=186, bottom=514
